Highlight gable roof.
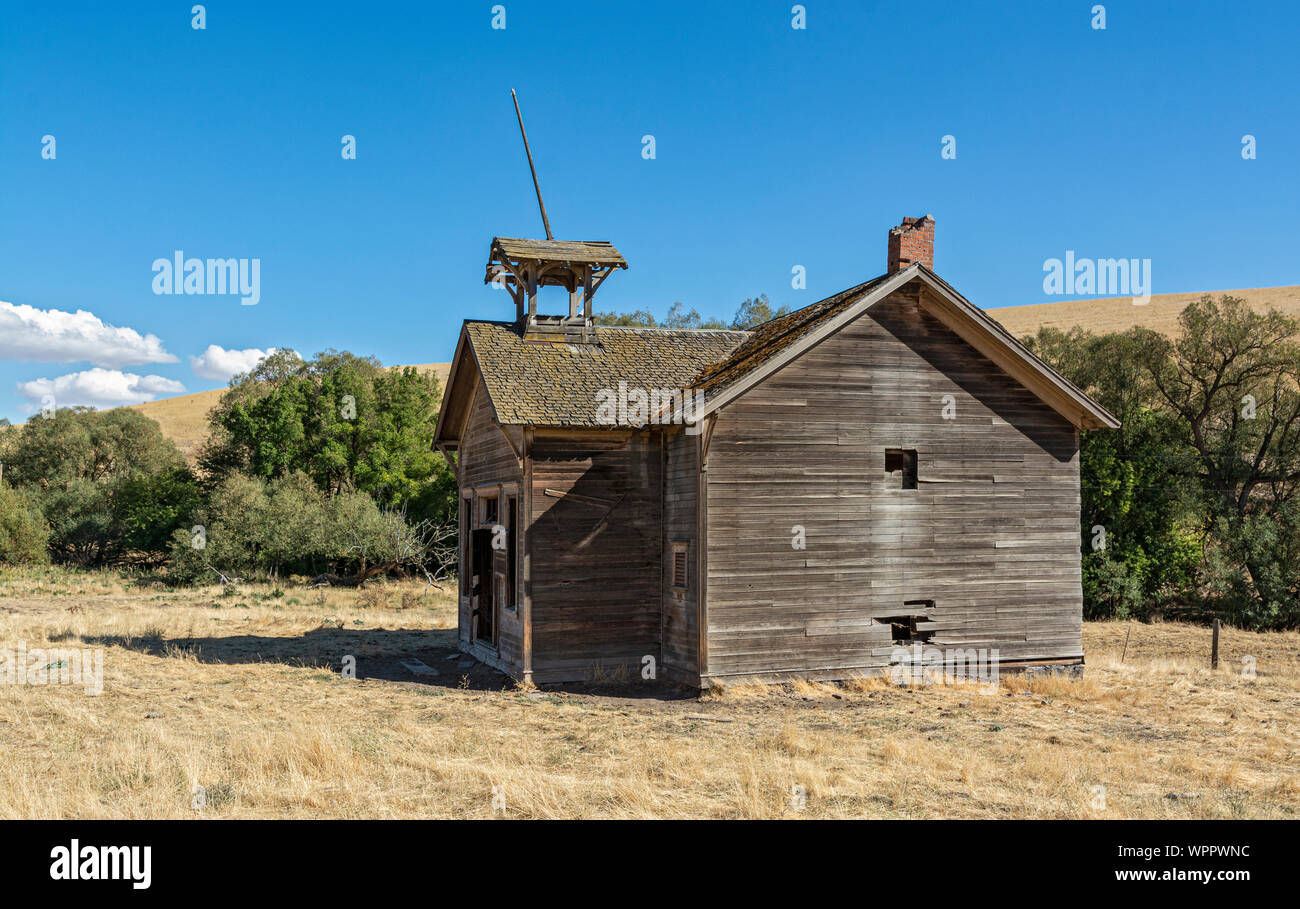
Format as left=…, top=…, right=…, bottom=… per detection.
left=434, top=321, right=745, bottom=441
left=689, top=272, right=896, bottom=402
left=679, top=263, right=1119, bottom=431
left=436, top=262, right=1119, bottom=442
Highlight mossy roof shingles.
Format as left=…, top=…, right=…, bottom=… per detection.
left=456, top=267, right=1118, bottom=433
left=463, top=273, right=894, bottom=427
left=689, top=273, right=892, bottom=402
left=464, top=321, right=746, bottom=426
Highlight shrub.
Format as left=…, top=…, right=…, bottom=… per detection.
left=0, top=485, right=50, bottom=564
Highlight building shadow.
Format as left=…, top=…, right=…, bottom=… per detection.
left=873, top=291, right=1081, bottom=462
left=71, top=626, right=695, bottom=700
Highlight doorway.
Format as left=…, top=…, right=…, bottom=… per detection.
left=471, top=526, right=495, bottom=644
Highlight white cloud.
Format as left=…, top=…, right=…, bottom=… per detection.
left=0, top=300, right=177, bottom=367
left=189, top=345, right=281, bottom=382
left=16, top=368, right=187, bottom=410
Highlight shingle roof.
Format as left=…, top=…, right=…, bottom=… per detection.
left=464, top=321, right=746, bottom=426
left=489, top=238, right=628, bottom=268
left=689, top=272, right=894, bottom=402
left=446, top=264, right=1117, bottom=433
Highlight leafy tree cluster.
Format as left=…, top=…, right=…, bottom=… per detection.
left=1028, top=295, right=1300, bottom=629
left=198, top=349, right=453, bottom=526
left=0, top=350, right=458, bottom=584
left=0, top=408, right=198, bottom=566
left=0, top=484, right=49, bottom=564
left=167, top=472, right=432, bottom=584
left=188, top=349, right=457, bottom=581
left=594, top=294, right=790, bottom=331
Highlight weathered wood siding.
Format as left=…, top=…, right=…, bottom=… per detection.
left=528, top=430, right=663, bottom=682
left=459, top=380, right=520, bottom=489
left=704, top=284, right=1083, bottom=680
left=456, top=379, right=524, bottom=674
left=660, top=428, right=700, bottom=683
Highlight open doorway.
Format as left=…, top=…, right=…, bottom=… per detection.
left=472, top=494, right=499, bottom=646
left=471, top=526, right=495, bottom=644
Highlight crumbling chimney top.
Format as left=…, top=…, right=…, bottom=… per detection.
left=887, top=215, right=935, bottom=273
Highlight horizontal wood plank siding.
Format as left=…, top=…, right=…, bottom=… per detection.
left=456, top=379, right=524, bottom=674
left=661, top=428, right=700, bottom=681
left=529, top=430, right=663, bottom=681
left=459, top=379, right=520, bottom=490
left=704, top=285, right=1083, bottom=678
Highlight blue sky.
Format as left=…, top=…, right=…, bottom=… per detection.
left=1, top=0, right=1297, bottom=422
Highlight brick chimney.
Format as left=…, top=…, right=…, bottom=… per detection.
left=887, top=215, right=935, bottom=273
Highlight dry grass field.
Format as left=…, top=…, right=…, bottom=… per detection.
left=987, top=284, right=1300, bottom=341
left=1, top=565, right=1296, bottom=819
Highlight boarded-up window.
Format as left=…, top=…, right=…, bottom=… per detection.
left=885, top=448, right=918, bottom=490
left=671, top=542, right=688, bottom=592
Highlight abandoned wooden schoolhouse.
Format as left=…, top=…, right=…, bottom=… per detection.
left=433, top=216, right=1119, bottom=687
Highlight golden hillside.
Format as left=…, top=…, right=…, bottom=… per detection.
left=128, top=363, right=450, bottom=461
left=987, top=285, right=1300, bottom=341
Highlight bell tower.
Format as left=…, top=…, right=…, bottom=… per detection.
left=486, top=90, right=629, bottom=343
left=485, top=237, right=627, bottom=343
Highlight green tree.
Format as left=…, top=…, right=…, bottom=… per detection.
left=169, top=474, right=270, bottom=583
left=729, top=294, right=790, bottom=329
left=327, top=488, right=426, bottom=577
left=662, top=302, right=728, bottom=330
left=592, top=308, right=660, bottom=327
left=260, top=472, right=328, bottom=578
left=1, top=407, right=181, bottom=490
left=0, top=408, right=186, bottom=565
left=0, top=485, right=49, bottom=564
left=1026, top=326, right=1201, bottom=619
left=112, top=466, right=203, bottom=560
left=594, top=295, right=786, bottom=331
left=1137, top=295, right=1300, bottom=627
left=200, top=350, right=447, bottom=517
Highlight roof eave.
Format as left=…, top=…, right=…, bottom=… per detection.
left=686, top=262, right=1119, bottom=432
left=432, top=327, right=474, bottom=447
left=913, top=264, right=1120, bottom=431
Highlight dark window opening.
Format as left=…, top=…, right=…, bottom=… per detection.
left=482, top=495, right=499, bottom=527
left=878, top=614, right=935, bottom=644
left=885, top=448, right=918, bottom=490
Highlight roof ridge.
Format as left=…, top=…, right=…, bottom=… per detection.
left=599, top=325, right=749, bottom=334
left=690, top=273, right=890, bottom=387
